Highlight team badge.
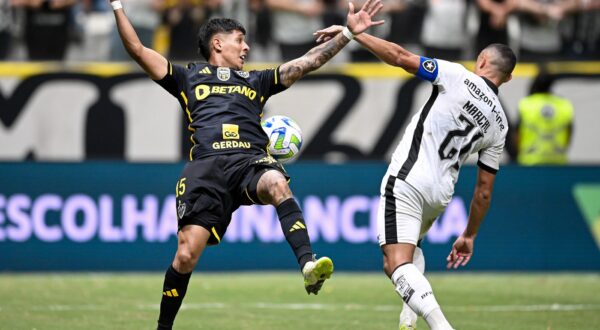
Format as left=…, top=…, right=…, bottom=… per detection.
left=422, top=59, right=436, bottom=73
left=235, top=70, right=250, bottom=78
left=177, top=200, right=186, bottom=219
left=217, top=67, right=230, bottom=81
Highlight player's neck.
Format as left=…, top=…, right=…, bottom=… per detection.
left=208, top=58, right=240, bottom=70
left=475, top=66, right=502, bottom=89
left=479, top=72, right=502, bottom=91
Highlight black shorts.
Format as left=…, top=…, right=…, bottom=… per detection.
left=175, top=153, right=288, bottom=245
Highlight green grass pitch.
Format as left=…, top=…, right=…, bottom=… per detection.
left=1, top=272, right=599, bottom=329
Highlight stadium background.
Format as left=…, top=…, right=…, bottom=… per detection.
left=1, top=62, right=599, bottom=272
left=1, top=1, right=600, bottom=328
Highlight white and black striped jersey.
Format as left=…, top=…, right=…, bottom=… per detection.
left=388, top=57, right=508, bottom=208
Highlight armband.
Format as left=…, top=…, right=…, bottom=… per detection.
left=416, top=57, right=439, bottom=82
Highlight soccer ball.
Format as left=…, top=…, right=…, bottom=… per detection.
left=261, top=115, right=303, bottom=163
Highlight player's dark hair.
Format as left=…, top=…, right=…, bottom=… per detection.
left=197, top=18, right=246, bottom=61
left=485, top=43, right=517, bottom=81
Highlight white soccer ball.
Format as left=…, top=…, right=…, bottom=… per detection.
left=261, top=115, right=303, bottom=163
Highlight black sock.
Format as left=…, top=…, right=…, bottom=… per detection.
left=276, top=198, right=313, bottom=270
left=157, top=265, right=192, bottom=330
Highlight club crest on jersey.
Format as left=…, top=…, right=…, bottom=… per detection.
left=177, top=200, right=186, bottom=219
left=422, top=59, right=436, bottom=73
left=235, top=70, right=250, bottom=78
left=217, top=67, right=230, bottom=81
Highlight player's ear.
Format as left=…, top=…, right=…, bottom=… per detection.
left=478, top=55, right=487, bottom=70
left=505, top=73, right=513, bottom=83
left=212, top=36, right=222, bottom=53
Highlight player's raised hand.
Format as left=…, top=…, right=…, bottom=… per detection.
left=314, top=1, right=384, bottom=43
left=446, top=235, right=474, bottom=269
left=347, top=0, right=385, bottom=35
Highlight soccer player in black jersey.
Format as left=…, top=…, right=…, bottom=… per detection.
left=109, top=0, right=384, bottom=328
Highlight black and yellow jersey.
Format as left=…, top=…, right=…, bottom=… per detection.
left=154, top=62, right=287, bottom=160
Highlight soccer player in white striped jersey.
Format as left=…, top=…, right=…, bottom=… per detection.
left=315, top=27, right=516, bottom=329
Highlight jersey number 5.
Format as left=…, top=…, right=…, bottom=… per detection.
left=438, top=114, right=483, bottom=170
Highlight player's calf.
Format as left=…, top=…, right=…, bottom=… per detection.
left=392, top=263, right=453, bottom=330
left=157, top=265, right=192, bottom=330
left=276, top=198, right=314, bottom=269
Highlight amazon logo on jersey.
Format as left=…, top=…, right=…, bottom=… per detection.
left=464, top=78, right=494, bottom=108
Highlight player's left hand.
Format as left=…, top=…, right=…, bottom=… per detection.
left=346, top=0, right=385, bottom=35
left=446, top=235, right=474, bottom=269
left=314, top=25, right=344, bottom=43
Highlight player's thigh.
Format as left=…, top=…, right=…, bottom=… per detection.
left=176, top=158, right=233, bottom=245
left=419, top=202, right=445, bottom=237
left=238, top=154, right=291, bottom=206
left=377, top=176, right=424, bottom=247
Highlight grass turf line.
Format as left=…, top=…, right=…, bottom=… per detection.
left=0, top=272, right=599, bottom=329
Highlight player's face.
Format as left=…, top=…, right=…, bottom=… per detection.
left=218, top=30, right=249, bottom=70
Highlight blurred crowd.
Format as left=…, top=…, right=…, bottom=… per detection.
left=0, top=0, right=599, bottom=62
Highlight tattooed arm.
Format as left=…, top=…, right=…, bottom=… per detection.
left=279, top=34, right=350, bottom=87
left=279, top=0, right=384, bottom=87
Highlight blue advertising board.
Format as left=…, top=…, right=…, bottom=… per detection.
left=0, top=162, right=599, bottom=271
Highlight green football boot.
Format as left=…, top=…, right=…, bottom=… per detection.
left=302, top=256, right=334, bottom=295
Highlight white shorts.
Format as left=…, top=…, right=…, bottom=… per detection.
left=377, top=173, right=444, bottom=246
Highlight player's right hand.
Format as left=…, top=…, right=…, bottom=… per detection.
left=346, top=0, right=385, bottom=35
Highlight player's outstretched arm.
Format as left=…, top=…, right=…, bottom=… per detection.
left=446, top=167, right=496, bottom=269
left=278, top=0, right=384, bottom=87
left=315, top=24, right=420, bottom=74
left=109, top=0, right=168, bottom=80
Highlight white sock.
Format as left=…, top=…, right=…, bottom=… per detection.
left=424, top=307, right=454, bottom=330
left=391, top=262, right=453, bottom=330
left=399, top=304, right=417, bottom=328
left=399, top=247, right=425, bottom=327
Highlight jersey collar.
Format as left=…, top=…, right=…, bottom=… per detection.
left=480, top=76, right=499, bottom=95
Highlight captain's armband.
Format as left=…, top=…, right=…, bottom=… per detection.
left=416, top=57, right=439, bottom=82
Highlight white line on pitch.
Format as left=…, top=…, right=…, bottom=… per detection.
left=447, top=304, right=600, bottom=312
left=14, top=303, right=600, bottom=313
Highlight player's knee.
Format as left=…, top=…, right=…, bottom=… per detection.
left=175, top=248, right=199, bottom=273
left=257, top=171, right=292, bottom=204
left=383, top=259, right=396, bottom=277
left=383, top=254, right=397, bottom=277
left=265, top=177, right=292, bottom=204
left=382, top=249, right=414, bottom=277
left=383, top=259, right=391, bottom=277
